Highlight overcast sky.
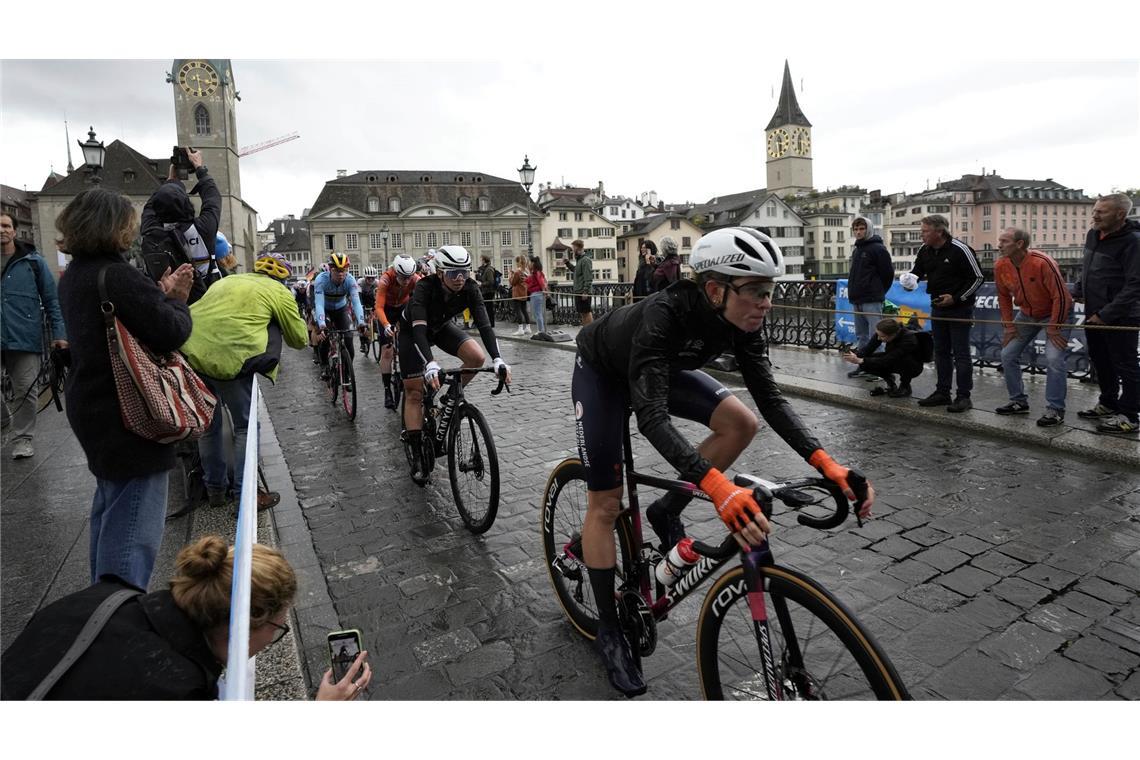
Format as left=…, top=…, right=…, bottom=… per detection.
left=3, top=3, right=1138, bottom=231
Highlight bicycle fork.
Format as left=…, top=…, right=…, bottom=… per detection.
left=741, top=547, right=783, bottom=701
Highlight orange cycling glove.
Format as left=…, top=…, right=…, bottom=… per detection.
left=808, top=449, right=855, bottom=501
left=700, top=468, right=765, bottom=533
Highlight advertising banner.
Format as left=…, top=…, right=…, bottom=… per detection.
left=836, top=279, right=1091, bottom=373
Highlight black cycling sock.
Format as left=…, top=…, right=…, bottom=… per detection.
left=382, top=373, right=392, bottom=391
left=587, top=566, right=620, bottom=629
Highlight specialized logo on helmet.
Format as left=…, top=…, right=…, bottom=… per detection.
left=692, top=252, right=745, bottom=272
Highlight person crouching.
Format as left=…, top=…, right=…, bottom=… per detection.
left=842, top=318, right=924, bottom=397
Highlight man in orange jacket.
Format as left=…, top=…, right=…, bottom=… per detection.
left=993, top=227, right=1073, bottom=426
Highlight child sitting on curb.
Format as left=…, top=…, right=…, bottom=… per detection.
left=842, top=318, right=926, bottom=398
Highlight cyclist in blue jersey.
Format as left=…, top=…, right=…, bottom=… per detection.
left=314, top=253, right=366, bottom=379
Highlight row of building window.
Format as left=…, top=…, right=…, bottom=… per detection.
left=362, top=196, right=493, bottom=214
left=324, top=229, right=531, bottom=252
left=555, top=228, right=616, bottom=239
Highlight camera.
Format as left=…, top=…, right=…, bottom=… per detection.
left=171, top=146, right=193, bottom=179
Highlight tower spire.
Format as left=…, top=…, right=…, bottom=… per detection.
left=766, top=60, right=812, bottom=130
left=65, top=119, right=74, bottom=173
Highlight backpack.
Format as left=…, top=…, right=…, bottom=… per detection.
left=493, top=268, right=502, bottom=288
left=139, top=224, right=212, bottom=304
left=905, top=323, right=934, bottom=363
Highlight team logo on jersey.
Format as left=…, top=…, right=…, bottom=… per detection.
left=575, top=401, right=584, bottom=420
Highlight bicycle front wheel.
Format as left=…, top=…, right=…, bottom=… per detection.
left=697, top=564, right=908, bottom=700
left=447, top=404, right=499, bottom=534
left=540, top=458, right=637, bottom=640
left=327, top=355, right=340, bottom=407
left=339, top=349, right=357, bottom=420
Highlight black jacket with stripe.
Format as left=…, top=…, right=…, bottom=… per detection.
left=910, top=237, right=984, bottom=307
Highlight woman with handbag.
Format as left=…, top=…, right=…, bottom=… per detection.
left=526, top=257, right=548, bottom=335
left=57, top=188, right=197, bottom=592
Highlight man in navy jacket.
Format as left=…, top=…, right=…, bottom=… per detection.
left=1, top=213, right=67, bottom=459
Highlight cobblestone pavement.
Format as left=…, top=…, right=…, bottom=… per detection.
left=262, top=337, right=1140, bottom=700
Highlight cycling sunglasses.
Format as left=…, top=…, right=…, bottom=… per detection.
left=442, top=269, right=469, bottom=282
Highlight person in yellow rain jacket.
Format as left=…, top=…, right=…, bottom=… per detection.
left=180, top=252, right=308, bottom=508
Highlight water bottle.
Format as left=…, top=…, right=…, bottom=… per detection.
left=655, top=537, right=699, bottom=587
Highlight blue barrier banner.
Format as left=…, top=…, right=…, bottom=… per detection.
left=837, top=278, right=1091, bottom=372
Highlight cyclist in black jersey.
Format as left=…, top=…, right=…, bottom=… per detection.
left=399, top=244, right=512, bottom=485
left=573, top=226, right=875, bottom=697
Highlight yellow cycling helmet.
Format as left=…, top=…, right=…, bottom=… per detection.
left=329, top=252, right=350, bottom=270
left=254, top=252, right=293, bottom=281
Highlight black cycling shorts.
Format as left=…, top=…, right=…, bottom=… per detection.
left=398, top=322, right=473, bottom=379
left=571, top=353, right=731, bottom=491
left=575, top=296, right=593, bottom=314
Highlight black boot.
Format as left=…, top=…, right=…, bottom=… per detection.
left=407, top=430, right=428, bottom=485
left=384, top=387, right=395, bottom=409
left=645, top=491, right=690, bottom=552
left=595, top=625, right=647, bottom=697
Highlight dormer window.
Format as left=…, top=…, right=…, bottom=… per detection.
left=459, top=197, right=472, bottom=212
left=421, top=175, right=432, bottom=183
left=123, top=169, right=135, bottom=184
left=387, top=175, right=398, bottom=182
left=194, top=104, right=211, bottom=135
left=389, top=197, right=401, bottom=213
left=368, top=197, right=380, bottom=212
left=478, top=197, right=490, bottom=212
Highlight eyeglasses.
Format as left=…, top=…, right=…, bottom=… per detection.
left=442, top=269, right=469, bottom=281
left=267, top=620, right=290, bottom=645
left=723, top=281, right=774, bottom=304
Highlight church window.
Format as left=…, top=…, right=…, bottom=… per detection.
left=194, top=104, right=211, bottom=135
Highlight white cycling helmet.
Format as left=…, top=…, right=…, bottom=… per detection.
left=393, top=254, right=417, bottom=277
left=362, top=265, right=379, bottom=278
left=435, top=244, right=471, bottom=270
left=691, top=227, right=784, bottom=279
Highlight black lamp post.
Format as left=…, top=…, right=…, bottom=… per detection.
left=518, top=155, right=536, bottom=260
left=380, top=223, right=390, bottom=268
left=79, top=126, right=106, bottom=185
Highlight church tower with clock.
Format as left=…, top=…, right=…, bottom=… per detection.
left=765, top=60, right=813, bottom=197
left=171, top=58, right=258, bottom=270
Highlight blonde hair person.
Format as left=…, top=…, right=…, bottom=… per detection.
left=1, top=536, right=372, bottom=700
left=509, top=254, right=532, bottom=335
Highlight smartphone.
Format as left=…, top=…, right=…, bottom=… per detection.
left=171, top=146, right=193, bottom=179
left=327, top=629, right=362, bottom=683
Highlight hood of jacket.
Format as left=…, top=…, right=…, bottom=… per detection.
left=852, top=216, right=881, bottom=246
left=151, top=181, right=196, bottom=224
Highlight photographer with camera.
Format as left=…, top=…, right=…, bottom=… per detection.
left=139, top=147, right=222, bottom=305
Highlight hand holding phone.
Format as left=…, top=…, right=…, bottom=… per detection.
left=319, top=629, right=371, bottom=700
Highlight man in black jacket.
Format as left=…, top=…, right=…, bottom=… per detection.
left=846, top=215, right=894, bottom=377
left=1074, top=194, right=1140, bottom=434
left=842, top=318, right=924, bottom=398
left=907, top=214, right=983, bottom=413
left=140, top=147, right=222, bottom=303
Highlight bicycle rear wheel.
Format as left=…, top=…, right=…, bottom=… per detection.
left=339, top=346, right=357, bottom=420
left=697, top=564, right=908, bottom=700
left=540, top=458, right=637, bottom=640
left=447, top=404, right=499, bottom=534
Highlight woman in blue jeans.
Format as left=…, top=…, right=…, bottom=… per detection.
left=527, top=257, right=547, bottom=334
left=57, top=188, right=195, bottom=591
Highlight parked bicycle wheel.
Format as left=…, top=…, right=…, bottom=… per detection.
left=697, top=564, right=908, bottom=700
left=447, top=403, right=499, bottom=534
left=338, top=345, right=357, bottom=420
left=541, top=458, right=637, bottom=640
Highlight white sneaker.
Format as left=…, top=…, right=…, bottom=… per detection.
left=11, top=440, right=34, bottom=459
left=523, top=325, right=532, bottom=335
left=514, top=325, right=524, bottom=335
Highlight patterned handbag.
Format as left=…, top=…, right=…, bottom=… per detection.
left=98, top=266, right=217, bottom=443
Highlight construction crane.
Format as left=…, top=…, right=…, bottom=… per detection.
left=239, top=131, right=300, bottom=158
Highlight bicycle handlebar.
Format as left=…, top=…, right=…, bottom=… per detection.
left=732, top=473, right=852, bottom=530
left=436, top=365, right=511, bottom=395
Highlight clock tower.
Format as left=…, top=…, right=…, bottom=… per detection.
left=765, top=60, right=813, bottom=197
left=171, top=58, right=257, bottom=270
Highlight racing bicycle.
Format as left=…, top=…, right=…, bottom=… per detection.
left=541, top=413, right=910, bottom=700
left=400, top=366, right=508, bottom=533
left=324, top=328, right=357, bottom=421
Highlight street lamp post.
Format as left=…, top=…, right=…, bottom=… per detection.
left=78, top=126, right=106, bottom=185
left=380, top=224, right=390, bottom=268
left=518, top=155, right=536, bottom=261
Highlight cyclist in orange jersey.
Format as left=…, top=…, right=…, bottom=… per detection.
left=375, top=254, right=421, bottom=409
